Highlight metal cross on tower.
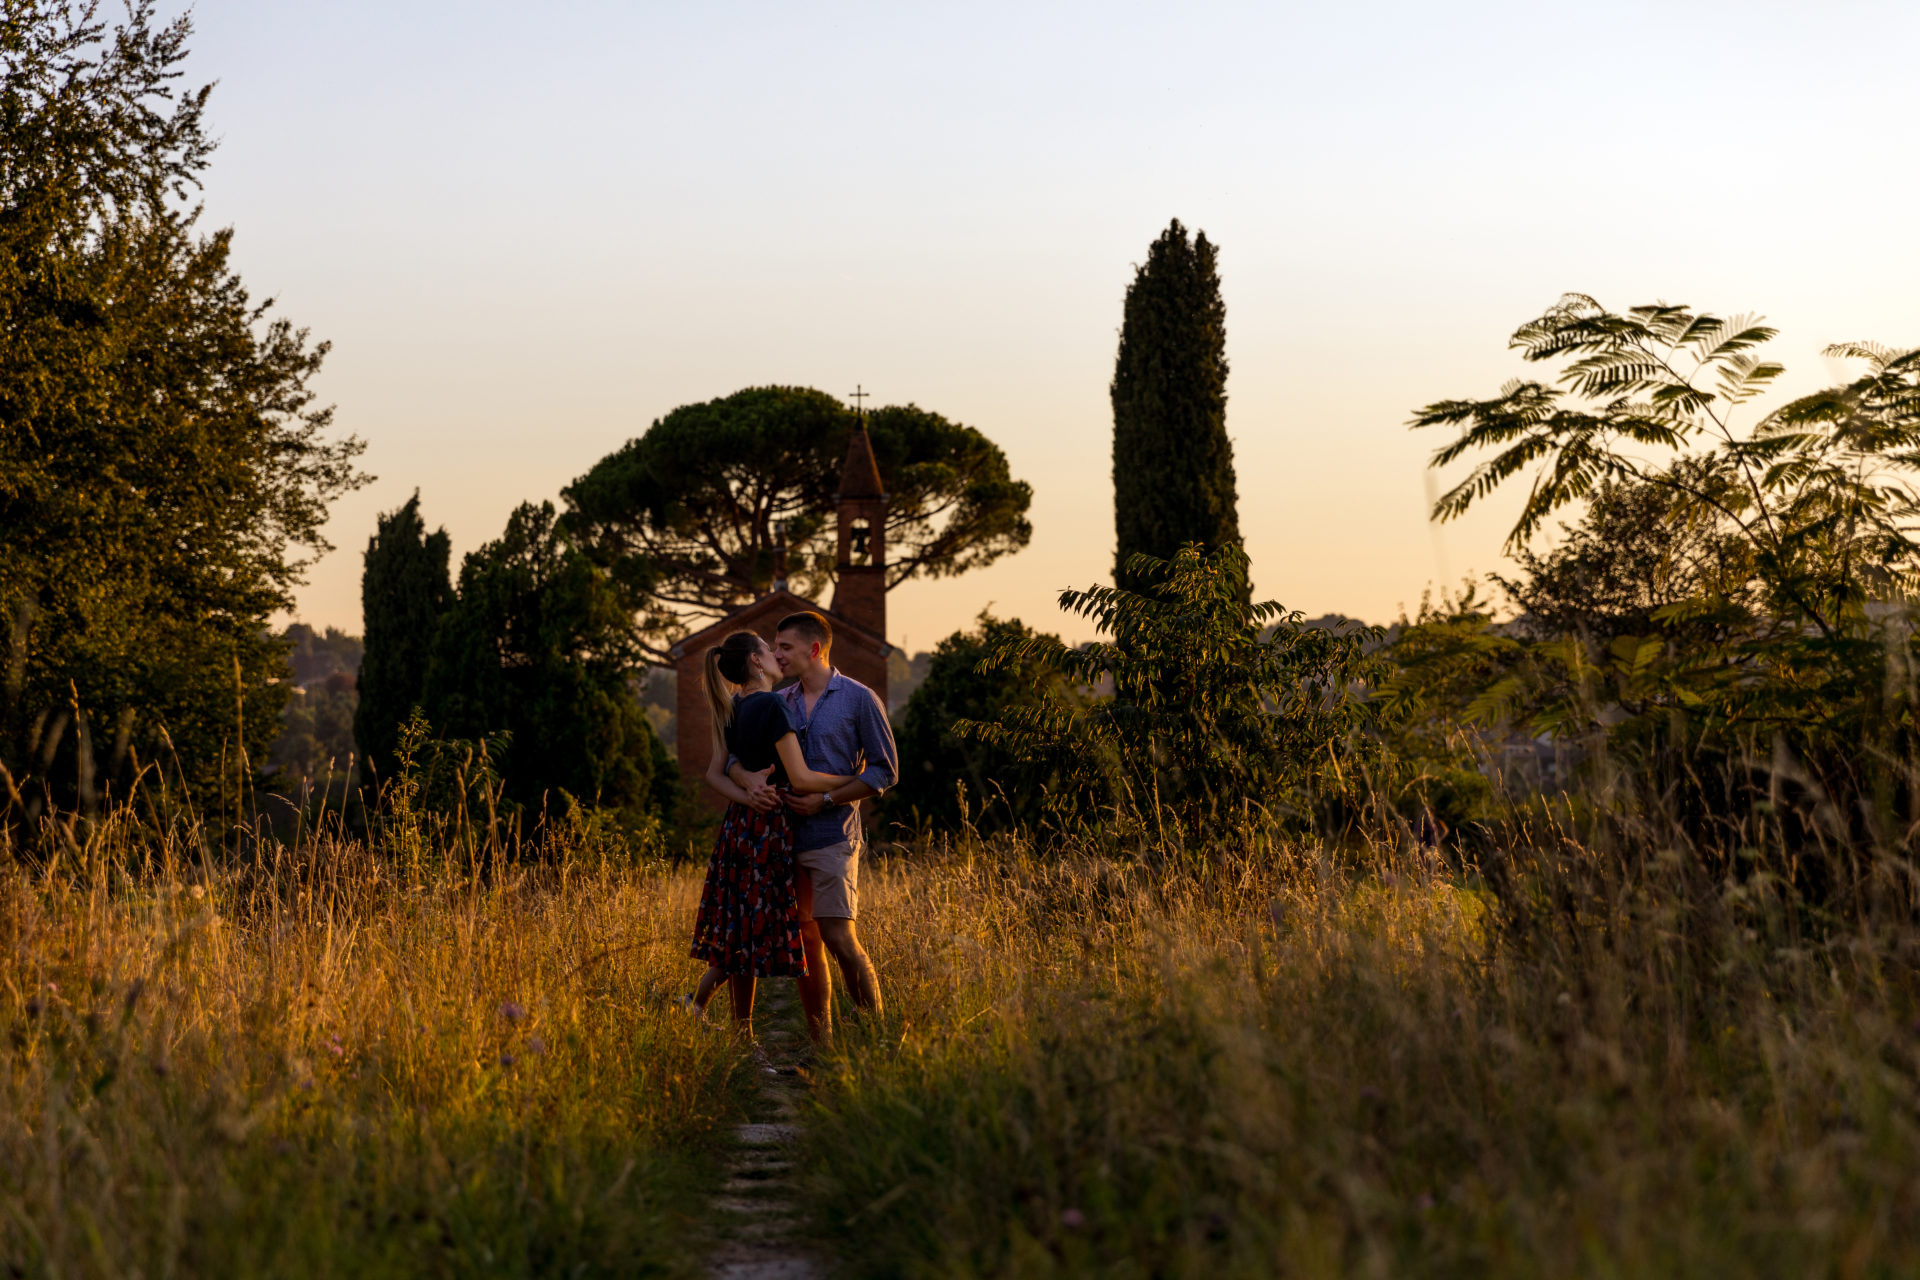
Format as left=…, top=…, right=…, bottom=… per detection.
left=848, top=385, right=869, bottom=418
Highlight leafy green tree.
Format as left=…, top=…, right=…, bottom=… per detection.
left=1409, top=295, right=1920, bottom=870
left=1492, top=471, right=1756, bottom=642
left=1, top=2, right=364, bottom=837
left=562, top=386, right=1033, bottom=656
left=887, top=614, right=1063, bottom=832
left=354, top=494, right=452, bottom=782
left=1381, top=472, right=1762, bottom=755
left=424, top=502, right=674, bottom=827
left=960, top=544, right=1382, bottom=840
left=1417, top=295, right=1920, bottom=631
left=1111, top=220, right=1240, bottom=593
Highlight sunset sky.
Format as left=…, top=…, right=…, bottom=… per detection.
left=187, top=0, right=1920, bottom=652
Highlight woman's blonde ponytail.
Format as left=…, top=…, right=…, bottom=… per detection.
left=703, top=631, right=769, bottom=735
left=704, top=647, right=735, bottom=733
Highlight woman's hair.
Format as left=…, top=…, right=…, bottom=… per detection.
left=703, top=631, right=769, bottom=731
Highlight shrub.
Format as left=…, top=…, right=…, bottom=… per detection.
left=960, top=543, right=1383, bottom=842
left=1410, top=296, right=1920, bottom=896
left=886, top=614, right=1062, bottom=833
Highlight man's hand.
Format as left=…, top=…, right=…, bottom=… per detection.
left=742, top=766, right=780, bottom=813
left=783, top=791, right=829, bottom=816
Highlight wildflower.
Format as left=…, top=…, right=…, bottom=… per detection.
left=499, top=1051, right=516, bottom=1068
left=1060, top=1208, right=1085, bottom=1229
left=499, top=1001, right=526, bottom=1023
left=528, top=1035, right=546, bottom=1056
left=327, top=1035, right=344, bottom=1058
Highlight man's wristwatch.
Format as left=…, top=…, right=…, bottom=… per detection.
left=822, top=789, right=839, bottom=807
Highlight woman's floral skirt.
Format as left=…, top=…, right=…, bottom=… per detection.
left=690, top=802, right=807, bottom=977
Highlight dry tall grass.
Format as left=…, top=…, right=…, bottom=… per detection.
left=808, top=833, right=1920, bottom=1278
left=0, top=810, right=743, bottom=1278
left=8, top=798, right=1919, bottom=1278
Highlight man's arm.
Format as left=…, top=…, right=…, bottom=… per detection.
left=854, top=688, right=900, bottom=795
left=785, top=689, right=897, bottom=816
left=784, top=777, right=875, bottom=816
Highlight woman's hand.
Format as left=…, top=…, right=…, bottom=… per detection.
left=741, top=766, right=780, bottom=813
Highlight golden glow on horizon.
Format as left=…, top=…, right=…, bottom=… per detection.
left=183, top=0, right=1919, bottom=649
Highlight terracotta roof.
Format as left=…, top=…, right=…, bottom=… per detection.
left=668, top=588, right=892, bottom=660
left=838, top=424, right=885, bottom=500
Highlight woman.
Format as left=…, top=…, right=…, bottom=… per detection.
left=686, top=630, right=850, bottom=1036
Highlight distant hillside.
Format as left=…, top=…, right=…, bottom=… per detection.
left=268, top=625, right=363, bottom=787
left=889, top=649, right=933, bottom=711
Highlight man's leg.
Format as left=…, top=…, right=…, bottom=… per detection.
left=815, top=917, right=882, bottom=1013
left=796, top=842, right=880, bottom=1015
left=794, top=870, right=832, bottom=1042
left=728, top=974, right=756, bottom=1034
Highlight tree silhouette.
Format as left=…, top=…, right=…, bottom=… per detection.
left=563, top=386, right=1032, bottom=656
left=354, top=494, right=452, bottom=782
left=1111, top=220, right=1240, bottom=593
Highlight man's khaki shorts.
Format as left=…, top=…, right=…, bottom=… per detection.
left=797, top=841, right=861, bottom=920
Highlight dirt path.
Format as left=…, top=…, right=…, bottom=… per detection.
left=705, top=982, right=824, bottom=1280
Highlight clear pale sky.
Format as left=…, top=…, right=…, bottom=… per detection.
left=185, top=0, right=1920, bottom=652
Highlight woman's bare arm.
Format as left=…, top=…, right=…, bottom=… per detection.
left=704, top=721, right=757, bottom=805
left=773, top=734, right=855, bottom=794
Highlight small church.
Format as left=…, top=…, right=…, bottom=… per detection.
left=668, top=416, right=893, bottom=808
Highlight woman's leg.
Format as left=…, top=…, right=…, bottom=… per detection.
left=794, top=869, right=832, bottom=1042
left=692, top=964, right=726, bottom=1012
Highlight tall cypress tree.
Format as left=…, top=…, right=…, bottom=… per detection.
left=423, top=501, right=672, bottom=827
left=354, top=493, right=452, bottom=782
left=1111, top=219, right=1240, bottom=592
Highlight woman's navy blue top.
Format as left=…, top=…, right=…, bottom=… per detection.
left=724, top=691, right=796, bottom=785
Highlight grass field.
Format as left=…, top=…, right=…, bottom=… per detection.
left=4, top=810, right=1918, bottom=1277
left=0, top=813, right=747, bottom=1278
left=807, top=835, right=1920, bottom=1278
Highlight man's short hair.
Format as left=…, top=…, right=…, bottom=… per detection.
left=775, top=610, right=833, bottom=650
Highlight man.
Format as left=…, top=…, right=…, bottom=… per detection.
left=735, top=610, right=895, bottom=1035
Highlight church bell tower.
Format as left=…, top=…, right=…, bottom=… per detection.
left=830, top=391, right=887, bottom=643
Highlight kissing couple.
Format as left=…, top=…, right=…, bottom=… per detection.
left=682, top=609, right=896, bottom=1048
